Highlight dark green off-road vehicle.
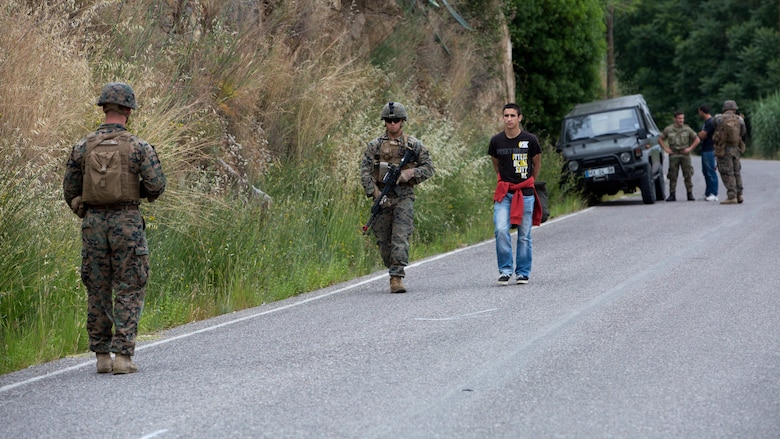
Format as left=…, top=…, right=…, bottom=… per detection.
left=557, top=94, right=665, bottom=204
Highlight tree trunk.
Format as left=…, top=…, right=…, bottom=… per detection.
left=606, top=4, right=615, bottom=98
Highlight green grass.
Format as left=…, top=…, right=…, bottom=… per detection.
left=0, top=0, right=586, bottom=375
left=0, top=130, right=583, bottom=375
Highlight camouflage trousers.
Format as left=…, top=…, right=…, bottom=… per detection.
left=717, top=146, right=743, bottom=200
left=667, top=153, right=694, bottom=193
left=81, top=207, right=149, bottom=356
left=371, top=196, right=414, bottom=277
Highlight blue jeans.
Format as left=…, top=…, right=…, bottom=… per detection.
left=494, top=193, right=534, bottom=278
left=701, top=150, right=718, bottom=197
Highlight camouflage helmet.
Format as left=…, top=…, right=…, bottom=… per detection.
left=722, top=100, right=738, bottom=111
left=380, top=101, right=408, bottom=121
left=96, top=82, right=137, bottom=110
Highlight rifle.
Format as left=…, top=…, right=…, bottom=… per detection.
left=362, top=147, right=417, bottom=234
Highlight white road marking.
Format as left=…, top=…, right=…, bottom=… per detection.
left=414, top=308, right=499, bottom=321
left=0, top=208, right=591, bottom=394
left=139, top=430, right=169, bottom=439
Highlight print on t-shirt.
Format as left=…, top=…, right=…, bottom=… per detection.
left=513, top=141, right=530, bottom=178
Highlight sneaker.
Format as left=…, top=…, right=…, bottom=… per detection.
left=497, top=274, right=510, bottom=285
left=516, top=275, right=529, bottom=285
left=705, top=194, right=718, bottom=202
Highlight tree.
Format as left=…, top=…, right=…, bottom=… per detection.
left=615, top=0, right=780, bottom=124
left=505, top=0, right=605, bottom=137
left=604, top=0, right=641, bottom=98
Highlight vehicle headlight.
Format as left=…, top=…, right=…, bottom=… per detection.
left=567, top=161, right=579, bottom=172
left=619, top=152, right=632, bottom=163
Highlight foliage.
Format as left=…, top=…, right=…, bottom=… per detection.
left=504, top=0, right=606, bottom=138
left=0, top=0, right=586, bottom=375
left=614, top=0, right=780, bottom=153
left=750, top=91, right=780, bottom=159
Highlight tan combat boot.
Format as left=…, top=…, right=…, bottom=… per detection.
left=113, top=354, right=138, bottom=374
left=720, top=198, right=738, bottom=205
left=390, top=276, right=407, bottom=294
left=96, top=353, right=112, bottom=374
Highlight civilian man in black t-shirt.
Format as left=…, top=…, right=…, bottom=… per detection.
left=488, top=103, right=542, bottom=286
left=697, top=104, right=719, bottom=201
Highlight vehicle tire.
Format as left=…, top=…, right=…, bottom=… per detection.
left=640, top=171, right=656, bottom=204
left=654, top=171, right=666, bottom=201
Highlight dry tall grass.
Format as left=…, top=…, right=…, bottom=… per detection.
left=0, top=0, right=514, bottom=374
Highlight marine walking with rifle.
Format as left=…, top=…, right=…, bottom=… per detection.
left=359, top=102, right=434, bottom=293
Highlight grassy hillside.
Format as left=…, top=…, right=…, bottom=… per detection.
left=0, top=0, right=579, bottom=374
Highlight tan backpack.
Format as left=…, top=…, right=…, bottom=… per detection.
left=713, top=113, right=743, bottom=157
left=81, top=131, right=141, bottom=205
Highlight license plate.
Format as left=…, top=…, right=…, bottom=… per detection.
left=585, top=166, right=615, bottom=178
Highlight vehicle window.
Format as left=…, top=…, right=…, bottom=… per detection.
left=641, top=107, right=659, bottom=134
left=564, top=109, right=639, bottom=141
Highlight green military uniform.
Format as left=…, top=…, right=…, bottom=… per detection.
left=661, top=123, right=698, bottom=196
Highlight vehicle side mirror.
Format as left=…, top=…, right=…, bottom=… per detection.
left=636, top=127, right=647, bottom=139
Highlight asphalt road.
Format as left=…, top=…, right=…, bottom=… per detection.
left=2, top=158, right=779, bottom=439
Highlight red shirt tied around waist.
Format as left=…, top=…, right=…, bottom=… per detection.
left=493, top=177, right=543, bottom=227
left=488, top=102, right=542, bottom=286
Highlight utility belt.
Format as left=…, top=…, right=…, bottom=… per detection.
left=87, top=202, right=139, bottom=210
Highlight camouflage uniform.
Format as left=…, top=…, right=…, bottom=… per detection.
left=359, top=127, right=434, bottom=280
left=716, top=144, right=742, bottom=201
left=63, top=101, right=165, bottom=356
left=661, top=123, right=698, bottom=195
left=713, top=101, right=747, bottom=203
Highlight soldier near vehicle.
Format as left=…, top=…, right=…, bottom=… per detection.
left=359, top=102, right=434, bottom=294
left=62, top=82, right=166, bottom=374
left=712, top=100, right=746, bottom=205
left=659, top=111, right=700, bottom=202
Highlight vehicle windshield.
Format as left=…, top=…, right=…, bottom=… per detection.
left=563, top=108, right=640, bottom=142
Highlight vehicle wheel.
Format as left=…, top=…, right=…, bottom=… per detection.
left=640, top=171, right=656, bottom=204
left=654, top=172, right=666, bottom=201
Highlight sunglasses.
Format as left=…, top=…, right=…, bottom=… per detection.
left=384, top=118, right=403, bottom=124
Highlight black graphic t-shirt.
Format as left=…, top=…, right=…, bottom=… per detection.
left=700, top=116, right=715, bottom=152
left=488, top=130, right=542, bottom=195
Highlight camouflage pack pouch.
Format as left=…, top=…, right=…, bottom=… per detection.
left=86, top=145, right=123, bottom=202
left=81, top=131, right=140, bottom=204
left=714, top=142, right=726, bottom=158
